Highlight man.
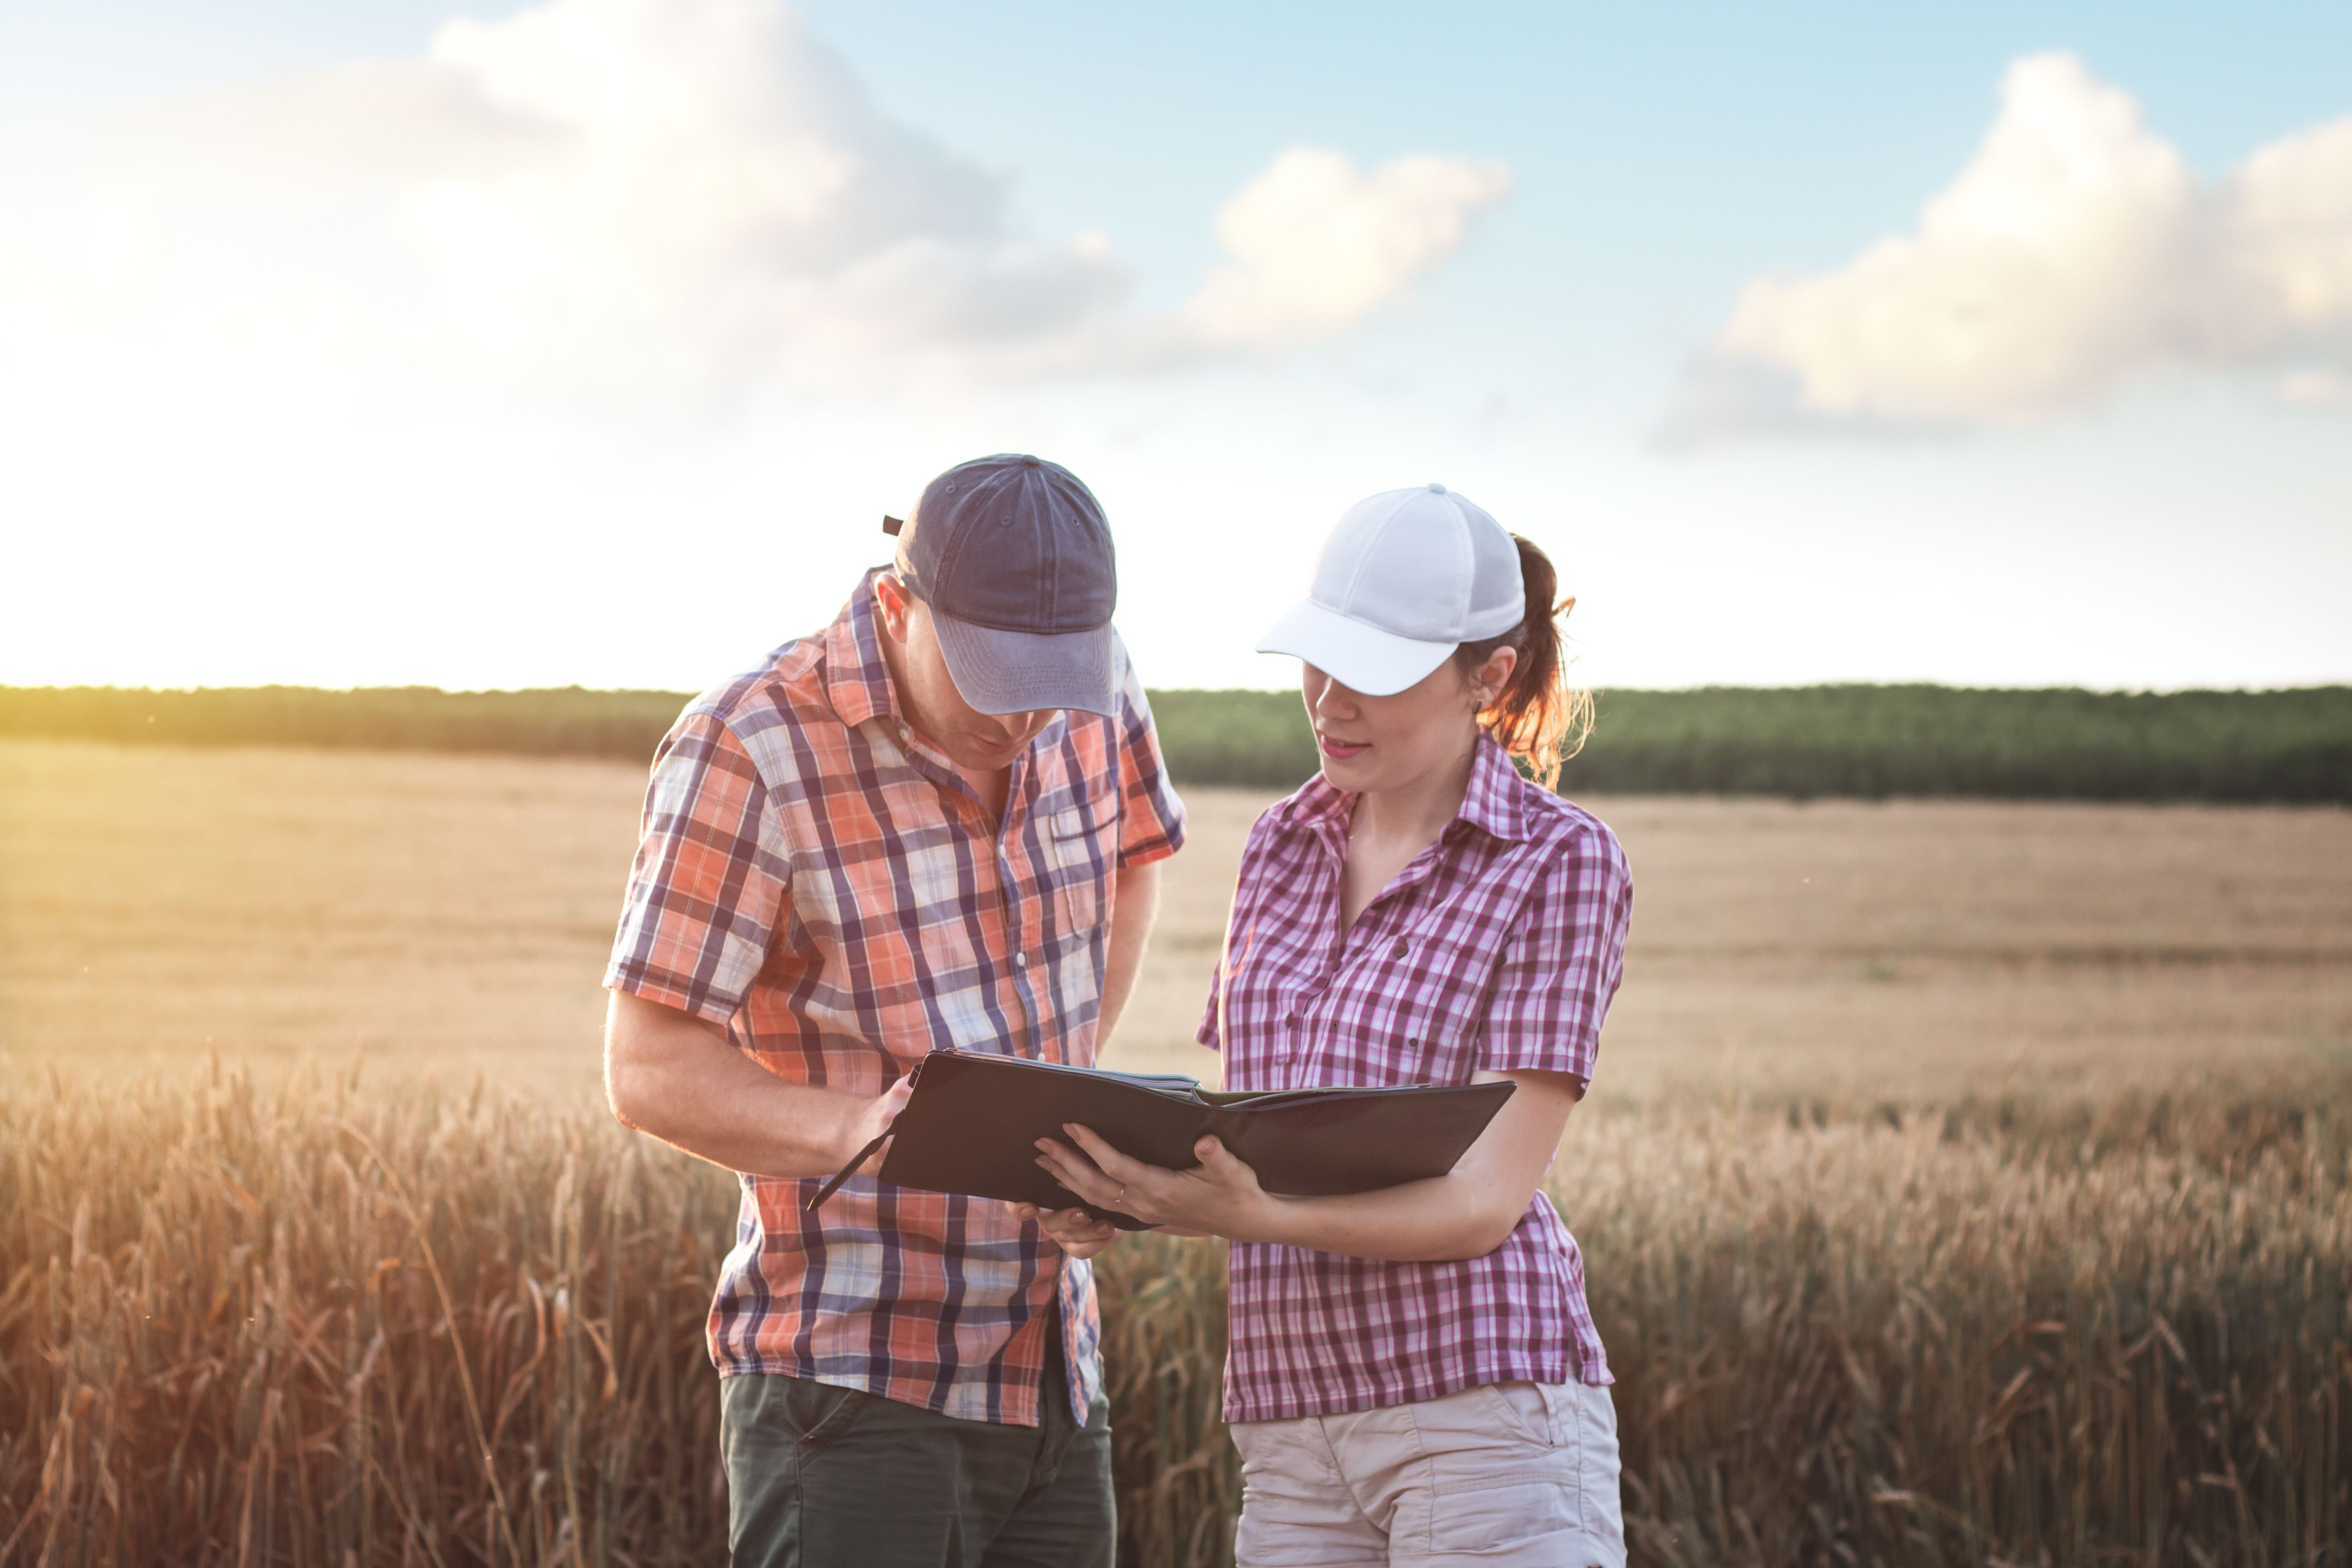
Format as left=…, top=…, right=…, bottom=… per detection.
left=602, top=453, right=1185, bottom=1566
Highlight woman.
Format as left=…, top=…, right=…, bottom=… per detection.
left=1027, top=483, right=1633, bottom=1566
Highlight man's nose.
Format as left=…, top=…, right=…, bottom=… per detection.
left=992, top=710, right=1050, bottom=741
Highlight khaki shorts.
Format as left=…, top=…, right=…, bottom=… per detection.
left=1229, top=1380, right=1625, bottom=1568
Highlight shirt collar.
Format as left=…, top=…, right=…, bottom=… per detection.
left=1455, top=733, right=1532, bottom=842
left=821, top=568, right=901, bottom=732
left=1280, top=733, right=1530, bottom=844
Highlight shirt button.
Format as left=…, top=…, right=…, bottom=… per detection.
left=1390, top=940, right=1408, bottom=960
left=1014, top=953, right=1029, bottom=969
left=1285, top=1011, right=1300, bottom=1026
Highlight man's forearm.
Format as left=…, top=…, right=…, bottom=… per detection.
left=609, top=859, right=1168, bottom=1173
left=604, top=991, right=885, bottom=1180
left=1098, top=858, right=1163, bottom=1040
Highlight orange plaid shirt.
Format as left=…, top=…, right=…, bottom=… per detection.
left=605, top=572, right=1186, bottom=1425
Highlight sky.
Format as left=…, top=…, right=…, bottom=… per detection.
left=2, top=0, right=2348, bottom=695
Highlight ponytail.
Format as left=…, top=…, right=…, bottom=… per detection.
left=1452, top=535, right=1592, bottom=789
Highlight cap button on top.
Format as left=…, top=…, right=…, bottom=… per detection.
left=1427, top=482, right=1447, bottom=494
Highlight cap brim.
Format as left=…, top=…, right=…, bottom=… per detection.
left=932, top=610, right=1119, bottom=717
left=1255, top=599, right=1456, bottom=698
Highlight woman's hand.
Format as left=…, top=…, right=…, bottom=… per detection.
left=1035, top=1124, right=1274, bottom=1241
left=1009, top=1202, right=1120, bottom=1261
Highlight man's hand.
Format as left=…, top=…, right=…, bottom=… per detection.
left=1007, top=1202, right=1121, bottom=1260
left=843, top=1076, right=915, bottom=1173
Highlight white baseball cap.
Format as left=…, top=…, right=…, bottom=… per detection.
left=1256, top=483, right=1525, bottom=696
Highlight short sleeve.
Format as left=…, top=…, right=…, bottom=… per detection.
left=1196, top=964, right=1222, bottom=1052
left=603, top=709, right=792, bottom=1026
left=1110, top=640, right=1187, bottom=870
left=1475, top=820, right=1633, bottom=1083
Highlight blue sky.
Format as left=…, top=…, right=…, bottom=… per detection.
left=2, top=1, right=2347, bottom=693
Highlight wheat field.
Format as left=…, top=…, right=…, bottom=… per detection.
left=4, top=735, right=2352, bottom=1564
left=6, top=1062, right=2346, bottom=1565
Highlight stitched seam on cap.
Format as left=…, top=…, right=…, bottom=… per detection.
left=1448, top=496, right=1476, bottom=638
left=1334, top=490, right=1407, bottom=614
left=1039, top=482, right=1057, bottom=631
left=929, top=474, right=977, bottom=619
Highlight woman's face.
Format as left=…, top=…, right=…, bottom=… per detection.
left=1303, top=646, right=1515, bottom=795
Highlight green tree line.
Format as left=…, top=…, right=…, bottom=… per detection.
left=3, top=681, right=2347, bottom=802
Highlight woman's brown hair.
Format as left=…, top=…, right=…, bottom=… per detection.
left=1451, top=534, right=1592, bottom=789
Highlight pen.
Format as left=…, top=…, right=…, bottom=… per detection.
left=806, top=1133, right=891, bottom=1213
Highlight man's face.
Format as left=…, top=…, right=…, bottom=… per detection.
left=873, top=572, right=1057, bottom=771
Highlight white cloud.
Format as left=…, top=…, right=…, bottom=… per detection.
left=1679, top=54, right=2352, bottom=434
left=2226, top=117, right=2352, bottom=339
left=0, top=0, right=1509, bottom=416
left=1184, top=148, right=1512, bottom=349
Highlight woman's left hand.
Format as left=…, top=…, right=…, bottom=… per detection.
left=1035, top=1124, right=1274, bottom=1240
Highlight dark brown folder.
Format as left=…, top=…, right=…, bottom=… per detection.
left=810, top=1049, right=1516, bottom=1230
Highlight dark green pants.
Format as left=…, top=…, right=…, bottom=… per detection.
left=719, top=1366, right=1113, bottom=1568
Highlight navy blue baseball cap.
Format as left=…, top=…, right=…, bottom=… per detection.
left=890, top=454, right=1119, bottom=717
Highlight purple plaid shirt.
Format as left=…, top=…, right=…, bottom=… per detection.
left=1199, top=736, right=1632, bottom=1424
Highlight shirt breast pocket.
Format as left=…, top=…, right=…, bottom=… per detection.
left=1379, top=921, right=1500, bottom=1073
left=1043, top=796, right=1117, bottom=937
